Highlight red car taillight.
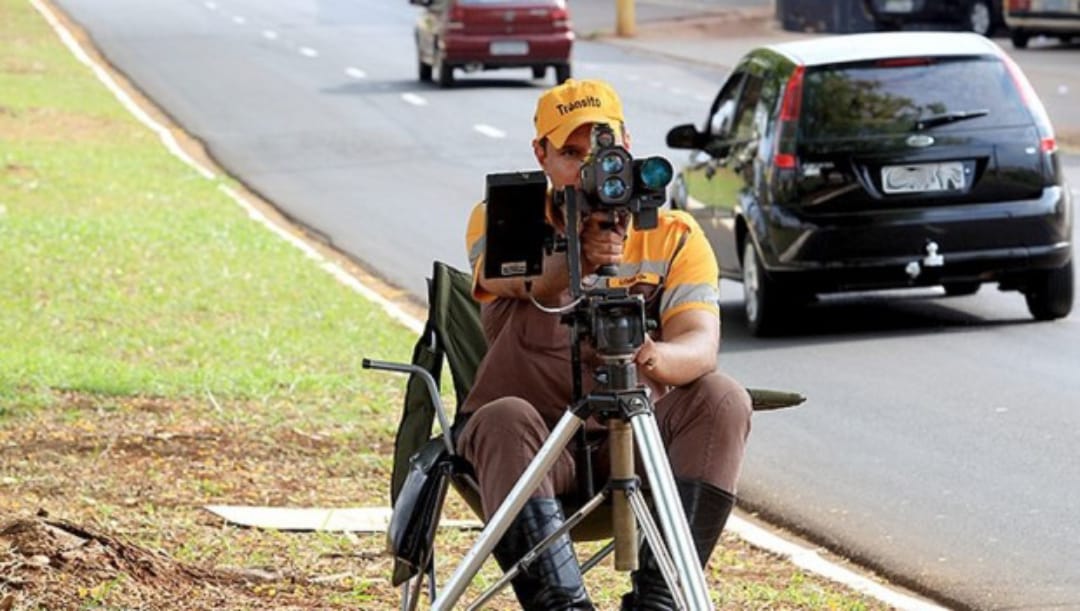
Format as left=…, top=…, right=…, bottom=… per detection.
left=1007, top=0, right=1031, bottom=11
left=1001, top=54, right=1055, bottom=144
left=446, top=1, right=465, bottom=30
left=552, top=6, right=569, bottom=29
left=774, top=65, right=805, bottom=170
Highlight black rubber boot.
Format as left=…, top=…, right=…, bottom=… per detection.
left=492, top=497, right=595, bottom=611
left=620, top=478, right=736, bottom=610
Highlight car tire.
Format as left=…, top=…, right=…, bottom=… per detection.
left=418, top=58, right=432, bottom=82
left=1011, top=29, right=1030, bottom=49
left=433, top=50, right=453, bottom=88
left=532, top=66, right=546, bottom=79
left=1024, top=259, right=1074, bottom=320
left=943, top=281, right=981, bottom=297
left=555, top=63, right=571, bottom=84
left=742, top=241, right=789, bottom=337
left=967, top=0, right=993, bottom=36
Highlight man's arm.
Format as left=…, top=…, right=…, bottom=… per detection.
left=634, top=308, right=719, bottom=387
left=476, top=250, right=571, bottom=304
left=476, top=211, right=624, bottom=305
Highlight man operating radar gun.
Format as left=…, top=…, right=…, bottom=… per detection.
left=459, top=79, right=752, bottom=610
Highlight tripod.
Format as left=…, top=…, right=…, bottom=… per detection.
left=431, top=190, right=714, bottom=610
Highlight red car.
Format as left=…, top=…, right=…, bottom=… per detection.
left=412, top=0, right=573, bottom=88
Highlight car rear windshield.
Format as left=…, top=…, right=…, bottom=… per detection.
left=800, top=56, right=1031, bottom=140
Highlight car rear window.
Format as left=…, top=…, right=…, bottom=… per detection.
left=800, top=56, right=1031, bottom=140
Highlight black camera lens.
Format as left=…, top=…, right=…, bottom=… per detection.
left=600, top=152, right=624, bottom=173
left=597, top=130, right=615, bottom=148
left=601, top=177, right=627, bottom=200
left=639, top=157, right=674, bottom=190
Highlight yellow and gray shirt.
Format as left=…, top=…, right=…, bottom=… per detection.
left=465, top=200, right=720, bottom=326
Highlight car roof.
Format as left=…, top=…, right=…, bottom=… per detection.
left=764, top=32, right=1004, bottom=66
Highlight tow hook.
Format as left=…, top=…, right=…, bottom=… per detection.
left=923, top=240, right=944, bottom=267
left=905, top=240, right=944, bottom=280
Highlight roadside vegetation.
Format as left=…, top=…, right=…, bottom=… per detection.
left=0, top=0, right=894, bottom=608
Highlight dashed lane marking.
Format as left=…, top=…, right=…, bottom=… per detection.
left=401, top=93, right=427, bottom=107
left=474, top=124, right=506, bottom=139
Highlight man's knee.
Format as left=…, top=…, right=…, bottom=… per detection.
left=457, top=396, right=548, bottom=458
left=690, top=371, right=752, bottom=436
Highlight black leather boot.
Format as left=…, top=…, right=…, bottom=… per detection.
left=620, top=478, right=736, bottom=610
left=492, top=497, right=595, bottom=611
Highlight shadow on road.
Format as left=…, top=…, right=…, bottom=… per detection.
left=718, top=291, right=1039, bottom=352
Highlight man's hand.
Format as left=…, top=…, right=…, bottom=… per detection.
left=580, top=211, right=627, bottom=273
left=634, top=310, right=719, bottom=387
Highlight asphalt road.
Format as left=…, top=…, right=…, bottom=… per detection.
left=51, top=0, right=1080, bottom=608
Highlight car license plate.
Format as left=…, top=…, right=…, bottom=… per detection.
left=1042, top=0, right=1068, bottom=10
left=883, top=0, right=914, bottom=12
left=490, top=41, right=528, bottom=56
left=881, top=162, right=966, bottom=194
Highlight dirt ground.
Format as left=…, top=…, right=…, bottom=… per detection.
left=0, top=392, right=895, bottom=610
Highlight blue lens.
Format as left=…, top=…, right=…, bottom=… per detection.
left=640, top=157, right=674, bottom=189
left=602, top=177, right=627, bottom=199
left=600, top=153, right=624, bottom=173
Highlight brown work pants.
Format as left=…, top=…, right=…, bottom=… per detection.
left=456, top=370, right=752, bottom=520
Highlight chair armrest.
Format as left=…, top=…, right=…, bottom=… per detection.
left=747, top=387, right=806, bottom=411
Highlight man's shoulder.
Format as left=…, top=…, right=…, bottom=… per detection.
left=657, top=209, right=701, bottom=233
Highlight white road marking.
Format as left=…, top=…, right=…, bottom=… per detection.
left=401, top=93, right=427, bottom=107
left=232, top=15, right=246, bottom=25
left=669, top=87, right=685, bottom=95
left=299, top=46, right=318, bottom=58
left=204, top=1, right=217, bottom=10
left=474, top=124, right=506, bottom=139
left=345, top=67, right=367, bottom=79
left=262, top=29, right=278, bottom=40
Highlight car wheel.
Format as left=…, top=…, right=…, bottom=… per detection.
left=1011, top=29, right=1030, bottom=49
left=418, top=58, right=432, bottom=82
left=532, top=66, right=546, bottom=79
left=967, top=0, right=993, bottom=36
left=943, top=281, right=981, bottom=297
left=555, top=63, right=571, bottom=84
left=742, top=241, right=789, bottom=337
left=433, top=50, right=453, bottom=88
left=1024, top=259, right=1074, bottom=320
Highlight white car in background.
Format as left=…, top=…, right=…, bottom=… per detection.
left=1005, top=0, right=1080, bottom=47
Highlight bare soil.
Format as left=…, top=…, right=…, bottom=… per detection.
left=0, top=393, right=894, bottom=610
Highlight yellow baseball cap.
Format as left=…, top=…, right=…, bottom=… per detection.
left=534, top=79, right=625, bottom=149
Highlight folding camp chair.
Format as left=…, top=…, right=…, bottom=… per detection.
left=363, top=261, right=805, bottom=610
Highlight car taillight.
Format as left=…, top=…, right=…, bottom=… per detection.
left=552, top=2, right=569, bottom=28
left=1007, top=0, right=1031, bottom=11
left=1041, top=137, right=1057, bottom=154
left=1001, top=54, right=1055, bottom=142
left=447, top=1, right=465, bottom=30
left=774, top=65, right=805, bottom=170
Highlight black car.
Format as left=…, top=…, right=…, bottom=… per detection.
left=667, top=31, right=1073, bottom=336
left=864, top=0, right=1004, bottom=36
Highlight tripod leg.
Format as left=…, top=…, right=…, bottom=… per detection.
left=629, top=408, right=714, bottom=610
left=626, top=489, right=688, bottom=610
left=432, top=409, right=585, bottom=611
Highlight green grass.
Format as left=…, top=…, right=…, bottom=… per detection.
left=0, top=0, right=414, bottom=416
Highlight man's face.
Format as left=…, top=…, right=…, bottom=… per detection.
left=533, top=122, right=594, bottom=191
